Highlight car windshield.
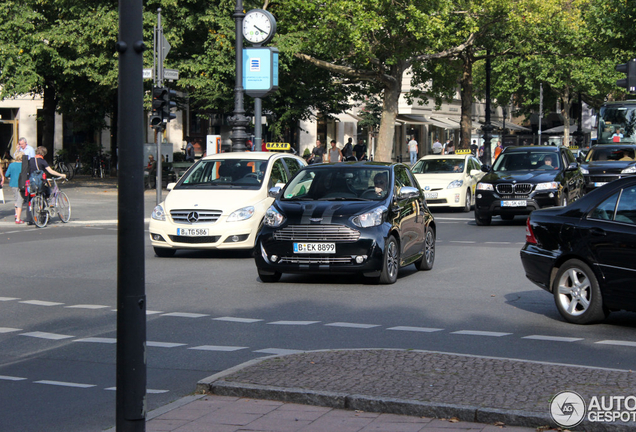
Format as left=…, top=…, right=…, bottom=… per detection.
left=412, top=159, right=464, bottom=174
left=282, top=167, right=391, bottom=201
left=585, top=147, right=636, bottom=162
left=492, top=151, right=560, bottom=172
left=177, top=159, right=268, bottom=189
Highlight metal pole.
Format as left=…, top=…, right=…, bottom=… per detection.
left=575, top=91, right=584, bottom=148
left=156, top=9, right=163, bottom=203
left=538, top=83, right=543, bottom=145
left=254, top=97, right=262, bottom=151
left=116, top=0, right=146, bottom=429
left=230, top=0, right=249, bottom=152
left=482, top=52, right=493, bottom=165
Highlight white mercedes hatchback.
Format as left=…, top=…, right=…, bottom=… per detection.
left=149, top=151, right=306, bottom=257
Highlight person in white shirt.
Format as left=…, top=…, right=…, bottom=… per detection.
left=407, top=136, right=418, bottom=165
left=15, top=137, right=35, bottom=160
left=432, top=139, right=443, bottom=154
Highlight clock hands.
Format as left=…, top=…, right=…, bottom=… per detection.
left=254, top=25, right=269, bottom=35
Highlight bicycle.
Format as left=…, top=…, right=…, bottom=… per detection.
left=53, top=154, right=74, bottom=180
left=31, top=177, right=71, bottom=228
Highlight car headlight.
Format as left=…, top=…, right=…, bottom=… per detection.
left=535, top=182, right=559, bottom=191
left=622, top=165, right=636, bottom=174
left=227, top=206, right=255, bottom=222
left=151, top=204, right=166, bottom=221
left=476, top=183, right=493, bottom=191
left=580, top=166, right=589, bottom=174
left=264, top=206, right=285, bottom=227
left=352, top=206, right=387, bottom=228
left=447, top=179, right=463, bottom=189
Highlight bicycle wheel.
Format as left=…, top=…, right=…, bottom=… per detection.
left=32, top=195, right=49, bottom=228
left=55, top=192, right=71, bottom=222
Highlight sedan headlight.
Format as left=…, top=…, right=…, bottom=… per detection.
left=535, top=182, right=559, bottom=191
left=447, top=179, right=464, bottom=189
left=476, top=183, right=493, bottom=191
left=151, top=204, right=166, bottom=221
left=580, top=166, right=589, bottom=174
left=352, top=206, right=387, bottom=228
left=227, top=206, right=255, bottom=222
left=622, top=165, right=636, bottom=174
left=264, top=206, right=285, bottom=227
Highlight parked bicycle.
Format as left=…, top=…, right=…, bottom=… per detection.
left=31, top=177, right=71, bottom=228
left=92, top=154, right=110, bottom=178
left=53, top=154, right=75, bottom=180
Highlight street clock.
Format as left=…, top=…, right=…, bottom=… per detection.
left=243, top=9, right=276, bottom=45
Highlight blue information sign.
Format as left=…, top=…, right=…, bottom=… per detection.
left=243, top=47, right=279, bottom=98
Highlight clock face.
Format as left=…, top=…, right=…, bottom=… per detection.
left=243, top=9, right=276, bottom=44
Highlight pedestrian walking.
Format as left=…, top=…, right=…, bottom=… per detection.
left=185, top=140, right=195, bottom=162
left=5, top=151, right=24, bottom=223
left=342, top=138, right=355, bottom=161
left=309, top=140, right=326, bottom=164
left=353, top=141, right=367, bottom=161
left=14, top=137, right=35, bottom=160
left=328, top=140, right=343, bottom=162
left=432, top=139, right=443, bottom=154
left=407, top=136, right=418, bottom=165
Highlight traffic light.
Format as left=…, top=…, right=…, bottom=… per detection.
left=150, top=86, right=164, bottom=128
left=161, top=87, right=177, bottom=123
left=616, top=59, right=636, bottom=93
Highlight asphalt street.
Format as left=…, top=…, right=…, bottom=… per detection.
left=1, top=177, right=635, bottom=431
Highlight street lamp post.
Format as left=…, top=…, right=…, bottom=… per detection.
left=482, top=53, right=493, bottom=165
left=229, top=0, right=249, bottom=152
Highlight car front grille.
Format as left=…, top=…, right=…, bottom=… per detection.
left=278, top=256, right=354, bottom=264
left=170, top=210, right=222, bottom=224
left=273, top=225, right=360, bottom=242
left=426, top=199, right=448, bottom=204
left=496, top=183, right=533, bottom=195
left=498, top=194, right=530, bottom=200
left=168, top=235, right=221, bottom=244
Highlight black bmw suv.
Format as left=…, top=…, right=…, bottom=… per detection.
left=474, top=145, right=584, bottom=225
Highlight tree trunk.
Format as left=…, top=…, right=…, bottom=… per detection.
left=41, top=79, right=57, bottom=161
left=459, top=54, right=473, bottom=150
left=375, top=64, right=405, bottom=163
left=561, top=87, right=571, bottom=147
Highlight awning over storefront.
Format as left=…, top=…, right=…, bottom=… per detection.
left=396, top=114, right=430, bottom=125
left=479, top=121, right=531, bottom=132
left=334, top=113, right=361, bottom=123
left=542, top=125, right=592, bottom=134
left=430, top=116, right=460, bottom=129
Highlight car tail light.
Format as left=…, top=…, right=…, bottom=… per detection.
left=525, top=218, right=537, bottom=244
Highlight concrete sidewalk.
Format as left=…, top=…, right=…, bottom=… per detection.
left=146, top=349, right=636, bottom=432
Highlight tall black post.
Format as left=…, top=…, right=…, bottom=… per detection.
left=574, top=91, right=585, bottom=148
left=230, top=0, right=249, bottom=152
left=482, top=52, right=493, bottom=165
left=116, top=0, right=146, bottom=430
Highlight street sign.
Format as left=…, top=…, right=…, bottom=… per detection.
left=161, top=35, right=171, bottom=63
left=243, top=47, right=279, bottom=98
left=163, top=68, right=179, bottom=80
left=143, top=68, right=153, bottom=79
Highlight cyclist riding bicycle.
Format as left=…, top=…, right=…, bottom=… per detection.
left=29, top=146, right=67, bottom=198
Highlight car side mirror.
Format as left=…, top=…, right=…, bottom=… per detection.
left=481, top=165, right=491, bottom=173
left=166, top=182, right=176, bottom=191
left=566, top=162, right=579, bottom=172
left=470, top=169, right=481, bottom=176
left=268, top=186, right=282, bottom=198
left=397, top=186, right=420, bottom=199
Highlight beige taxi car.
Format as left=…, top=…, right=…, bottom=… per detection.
left=149, top=151, right=306, bottom=257
left=411, top=153, right=485, bottom=211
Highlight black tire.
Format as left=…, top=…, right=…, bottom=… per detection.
left=154, top=247, right=176, bottom=257
left=32, top=195, right=49, bottom=228
left=415, top=226, right=435, bottom=271
left=258, top=268, right=282, bottom=283
left=500, top=214, right=515, bottom=221
left=462, top=189, right=472, bottom=212
left=552, top=259, right=608, bottom=324
left=66, top=165, right=75, bottom=180
left=379, top=235, right=400, bottom=284
left=474, top=209, right=492, bottom=226
left=55, top=192, right=71, bottom=223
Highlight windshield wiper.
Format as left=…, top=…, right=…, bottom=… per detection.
left=318, top=197, right=371, bottom=201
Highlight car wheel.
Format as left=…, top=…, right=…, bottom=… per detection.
left=474, top=209, right=492, bottom=226
left=379, top=235, right=400, bottom=284
left=415, top=226, right=435, bottom=271
left=500, top=214, right=515, bottom=221
left=154, top=247, right=176, bottom=257
left=552, top=259, right=608, bottom=324
left=258, top=268, right=282, bottom=283
left=462, top=189, right=471, bottom=212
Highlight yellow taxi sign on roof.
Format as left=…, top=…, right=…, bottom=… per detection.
left=265, top=142, right=291, bottom=151
left=455, top=149, right=472, bottom=155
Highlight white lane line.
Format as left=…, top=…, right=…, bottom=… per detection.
left=324, top=322, right=381, bottom=329
left=452, top=330, right=512, bottom=337
left=73, top=337, right=117, bottom=344
left=0, top=327, right=22, bottom=333
left=146, top=310, right=164, bottom=315
left=188, top=345, right=248, bottom=352
left=19, top=300, right=65, bottom=307
left=267, top=321, right=320, bottom=326
left=485, top=241, right=512, bottom=245
left=213, top=317, right=263, bottom=323
left=433, top=217, right=473, bottom=221
left=34, top=380, right=95, bottom=388
left=523, top=335, right=583, bottom=342
left=21, top=331, right=74, bottom=340
left=104, top=387, right=169, bottom=393
left=161, top=312, right=209, bottom=318
left=65, top=304, right=110, bottom=310
left=449, top=241, right=476, bottom=244
left=596, top=340, right=636, bottom=347
left=0, top=297, right=20, bottom=301
left=254, top=348, right=305, bottom=355
left=0, top=375, right=27, bottom=381
left=147, top=341, right=187, bottom=348
left=387, top=326, right=444, bottom=333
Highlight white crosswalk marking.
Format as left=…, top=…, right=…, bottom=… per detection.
left=147, top=341, right=186, bottom=348
left=21, top=332, right=74, bottom=340
left=73, top=337, right=117, bottom=344
left=146, top=310, right=164, bottom=315
left=19, top=300, right=65, bottom=307
left=161, top=312, right=209, bottom=318
left=213, top=317, right=263, bottom=323
left=254, top=348, right=305, bottom=355
left=0, top=297, right=20, bottom=301
left=0, top=327, right=22, bottom=333
left=65, top=304, right=109, bottom=309
left=596, top=340, right=636, bottom=347
left=325, top=322, right=380, bottom=329
left=104, top=387, right=168, bottom=393
left=452, top=330, right=511, bottom=337
left=387, top=326, right=444, bottom=333
left=523, top=335, right=583, bottom=342
left=267, top=321, right=320, bottom=325
left=34, top=380, right=95, bottom=388
left=188, top=345, right=248, bottom=352
left=0, top=375, right=27, bottom=381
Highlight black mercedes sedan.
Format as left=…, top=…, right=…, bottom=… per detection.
left=520, top=176, right=636, bottom=324
left=254, top=162, right=436, bottom=284
left=579, top=144, right=636, bottom=193
left=474, top=145, right=584, bottom=225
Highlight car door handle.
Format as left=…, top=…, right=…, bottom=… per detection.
left=589, top=227, right=606, bottom=236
